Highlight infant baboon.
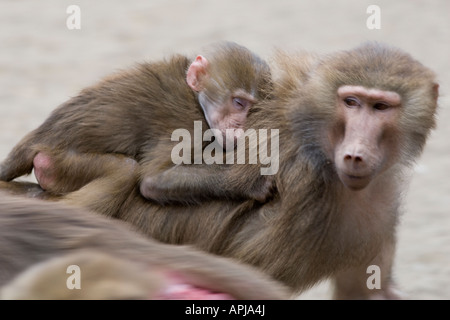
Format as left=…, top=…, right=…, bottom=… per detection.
left=0, top=41, right=273, bottom=204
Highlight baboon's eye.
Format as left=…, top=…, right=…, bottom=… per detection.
left=232, top=97, right=252, bottom=111
left=344, top=97, right=360, bottom=108
left=373, top=102, right=390, bottom=111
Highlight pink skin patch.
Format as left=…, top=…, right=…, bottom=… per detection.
left=155, top=272, right=234, bottom=300
left=33, top=152, right=55, bottom=191
left=157, top=284, right=234, bottom=300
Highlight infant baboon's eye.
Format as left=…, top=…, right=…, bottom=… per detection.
left=232, top=97, right=252, bottom=111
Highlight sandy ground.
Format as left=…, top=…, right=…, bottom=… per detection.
left=0, top=0, right=449, bottom=299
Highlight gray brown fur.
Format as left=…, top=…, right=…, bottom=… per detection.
left=0, top=43, right=439, bottom=298
left=0, top=41, right=273, bottom=203
left=0, top=192, right=289, bottom=299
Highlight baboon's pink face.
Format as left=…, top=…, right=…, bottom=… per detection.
left=328, top=85, right=402, bottom=190
left=186, top=55, right=258, bottom=148
left=199, top=89, right=255, bottom=147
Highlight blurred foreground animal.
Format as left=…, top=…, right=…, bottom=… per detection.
left=0, top=192, right=288, bottom=300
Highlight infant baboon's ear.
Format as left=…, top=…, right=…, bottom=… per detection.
left=186, top=55, right=209, bottom=92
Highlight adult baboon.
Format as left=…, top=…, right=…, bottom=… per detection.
left=1, top=43, right=439, bottom=299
